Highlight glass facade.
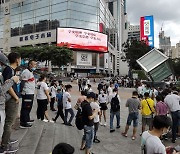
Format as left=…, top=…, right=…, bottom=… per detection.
left=0, top=0, right=118, bottom=48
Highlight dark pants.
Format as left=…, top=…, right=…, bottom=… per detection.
left=20, top=94, right=34, bottom=125
left=50, top=97, right=55, bottom=110
left=94, top=122, right=99, bottom=139
left=65, top=108, right=74, bottom=124
left=78, top=84, right=82, bottom=91
left=1, top=98, right=19, bottom=147
left=37, top=99, right=48, bottom=120
left=171, top=111, right=180, bottom=141
left=54, top=105, right=65, bottom=122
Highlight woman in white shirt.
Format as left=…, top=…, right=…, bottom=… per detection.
left=36, top=75, right=53, bottom=123
left=49, top=81, right=57, bottom=111
left=98, top=89, right=108, bottom=126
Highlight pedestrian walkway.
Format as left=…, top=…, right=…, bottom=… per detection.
left=11, top=84, right=179, bottom=154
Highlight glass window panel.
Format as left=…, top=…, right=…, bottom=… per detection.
left=35, top=15, right=49, bottom=23
left=22, top=18, right=33, bottom=27
left=52, top=0, right=67, bottom=5
left=22, top=3, right=34, bottom=12
left=70, top=0, right=98, bottom=7
left=52, top=2, right=67, bottom=13
left=11, top=14, right=20, bottom=22
left=69, top=2, right=97, bottom=15
left=23, top=0, right=33, bottom=5
left=36, top=20, right=49, bottom=32
left=52, top=11, right=67, bottom=20
left=36, top=7, right=49, bottom=17
left=11, top=6, right=20, bottom=15
left=70, top=11, right=97, bottom=23
left=0, top=31, right=3, bottom=38
left=22, top=11, right=33, bottom=20
left=35, top=0, right=49, bottom=9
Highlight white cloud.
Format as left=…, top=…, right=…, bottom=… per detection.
left=126, top=0, right=180, bottom=47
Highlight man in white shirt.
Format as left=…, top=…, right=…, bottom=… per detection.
left=20, top=60, right=36, bottom=128
left=63, top=85, right=74, bottom=126
left=164, top=88, right=180, bottom=143
left=141, top=115, right=172, bottom=154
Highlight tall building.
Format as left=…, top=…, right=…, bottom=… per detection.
left=127, top=23, right=140, bottom=41
left=159, top=30, right=171, bottom=57
left=171, top=42, right=180, bottom=59
left=0, top=0, right=125, bottom=76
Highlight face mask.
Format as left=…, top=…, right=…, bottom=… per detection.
left=31, top=68, right=36, bottom=71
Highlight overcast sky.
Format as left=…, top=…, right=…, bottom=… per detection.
left=126, top=0, right=180, bottom=48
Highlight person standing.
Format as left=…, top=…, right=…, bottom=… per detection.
left=36, top=75, right=52, bottom=122
left=109, top=88, right=121, bottom=133
left=81, top=92, right=99, bottom=154
left=49, top=81, right=57, bottom=111
left=20, top=60, right=37, bottom=128
left=155, top=95, right=169, bottom=116
left=164, top=87, right=180, bottom=143
left=121, top=91, right=141, bottom=140
left=98, top=90, right=108, bottom=126
left=78, top=79, right=82, bottom=92
left=0, top=52, right=21, bottom=153
left=141, top=92, right=155, bottom=134
left=63, top=85, right=74, bottom=126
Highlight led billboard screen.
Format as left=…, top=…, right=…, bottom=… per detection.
left=140, top=15, right=154, bottom=48
left=57, top=28, right=108, bottom=53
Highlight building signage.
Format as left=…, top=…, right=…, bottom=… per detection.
left=19, top=32, right=52, bottom=42
left=57, top=28, right=108, bottom=53
left=77, top=52, right=92, bottom=66
left=140, top=15, right=154, bottom=48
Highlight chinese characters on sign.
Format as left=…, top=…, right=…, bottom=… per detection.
left=19, top=32, right=51, bottom=42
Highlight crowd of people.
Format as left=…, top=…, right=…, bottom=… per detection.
left=0, top=51, right=180, bottom=154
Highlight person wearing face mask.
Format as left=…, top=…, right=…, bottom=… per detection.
left=0, top=52, right=21, bottom=153
left=19, top=60, right=37, bottom=128
left=98, top=89, right=108, bottom=126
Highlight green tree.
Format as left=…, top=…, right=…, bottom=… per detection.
left=170, top=58, right=180, bottom=77
left=122, top=39, right=152, bottom=70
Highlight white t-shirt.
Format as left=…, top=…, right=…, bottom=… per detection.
left=21, top=69, right=36, bottom=95
left=36, top=81, right=49, bottom=100
left=107, top=87, right=113, bottom=96
left=141, top=131, right=166, bottom=154
left=98, top=94, right=108, bottom=104
left=90, top=102, right=100, bottom=123
left=50, top=86, right=57, bottom=98
left=63, top=92, right=72, bottom=109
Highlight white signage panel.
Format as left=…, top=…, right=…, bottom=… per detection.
left=77, top=52, right=92, bottom=66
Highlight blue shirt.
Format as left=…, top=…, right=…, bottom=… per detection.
left=56, top=92, right=63, bottom=105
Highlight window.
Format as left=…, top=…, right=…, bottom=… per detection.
left=70, top=0, right=98, bottom=7
left=35, top=7, right=49, bottom=17
left=52, top=0, right=67, bottom=5
left=52, top=2, right=67, bottom=13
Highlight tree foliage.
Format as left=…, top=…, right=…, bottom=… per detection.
left=170, top=58, right=180, bottom=77
left=14, top=45, right=73, bottom=68
left=122, top=40, right=152, bottom=70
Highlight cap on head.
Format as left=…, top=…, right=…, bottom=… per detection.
left=0, top=52, right=9, bottom=66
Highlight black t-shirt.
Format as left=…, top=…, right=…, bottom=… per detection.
left=82, top=101, right=94, bottom=126
left=2, top=66, right=18, bottom=96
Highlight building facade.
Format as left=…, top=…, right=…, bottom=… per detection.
left=171, top=42, right=180, bottom=59
left=127, top=23, right=140, bottom=41
left=159, top=30, right=171, bottom=57
left=0, top=0, right=124, bottom=76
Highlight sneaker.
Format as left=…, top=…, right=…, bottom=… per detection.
left=52, top=118, right=56, bottom=123
left=27, top=119, right=34, bottom=124
left=99, top=122, right=103, bottom=126
left=93, top=138, right=100, bottom=143
left=0, top=146, right=18, bottom=153
left=66, top=123, right=73, bottom=127
left=42, top=119, right=48, bottom=123
left=116, top=126, right=120, bottom=129
left=8, top=139, right=18, bottom=145
left=20, top=123, right=32, bottom=129
left=104, top=123, right=107, bottom=126
left=49, top=120, right=54, bottom=123
left=110, top=129, right=115, bottom=133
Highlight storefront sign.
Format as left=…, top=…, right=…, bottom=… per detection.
left=77, top=52, right=92, bottom=66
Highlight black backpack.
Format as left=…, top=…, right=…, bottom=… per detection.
left=111, top=94, right=120, bottom=112
left=75, top=107, right=84, bottom=130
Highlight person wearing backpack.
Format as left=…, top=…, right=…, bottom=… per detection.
left=155, top=95, right=169, bottom=116
left=141, top=115, right=174, bottom=154
left=121, top=91, right=141, bottom=140
left=81, top=92, right=99, bottom=154
left=141, top=92, right=155, bottom=134
left=109, top=88, right=121, bottom=133
left=52, top=89, right=65, bottom=123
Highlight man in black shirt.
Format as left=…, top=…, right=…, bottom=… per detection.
left=81, top=92, right=98, bottom=154
left=0, top=52, right=21, bottom=153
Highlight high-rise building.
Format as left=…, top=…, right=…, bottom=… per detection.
left=0, top=0, right=125, bottom=76
left=127, top=23, right=140, bottom=41
left=171, top=42, right=180, bottom=59
left=159, top=30, right=171, bottom=57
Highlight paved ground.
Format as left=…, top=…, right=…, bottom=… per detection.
left=10, top=82, right=179, bottom=154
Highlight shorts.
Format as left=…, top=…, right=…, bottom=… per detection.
left=127, top=112, right=139, bottom=127
left=83, top=125, right=94, bottom=149
left=100, top=103, right=108, bottom=110
left=142, top=117, right=153, bottom=127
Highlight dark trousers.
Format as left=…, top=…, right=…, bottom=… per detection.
left=78, top=84, right=82, bottom=91
left=1, top=98, right=19, bottom=147
left=20, top=94, right=34, bottom=125
left=54, top=105, right=65, bottom=122
left=94, top=122, right=99, bottom=139
left=37, top=99, right=48, bottom=120
left=65, top=108, right=74, bottom=124
left=50, top=97, right=55, bottom=110
left=171, top=111, right=180, bottom=141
